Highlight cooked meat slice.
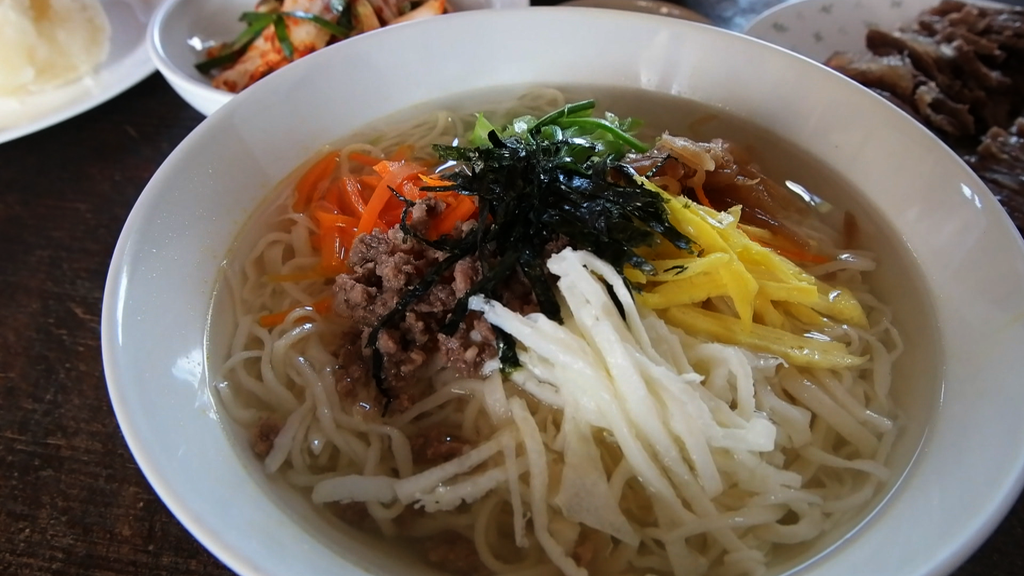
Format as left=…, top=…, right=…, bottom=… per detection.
left=826, top=0, right=1024, bottom=230
left=824, top=52, right=918, bottom=101
left=949, top=38, right=1011, bottom=89
left=829, top=0, right=1024, bottom=141
left=866, top=29, right=954, bottom=81
left=964, top=118, right=1024, bottom=227
left=913, top=82, right=975, bottom=137
left=933, top=26, right=1003, bottom=58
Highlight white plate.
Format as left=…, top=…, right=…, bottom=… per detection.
left=744, top=0, right=963, bottom=62
left=0, top=0, right=157, bottom=145
left=150, top=0, right=530, bottom=117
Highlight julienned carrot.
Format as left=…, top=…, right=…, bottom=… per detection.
left=349, top=151, right=381, bottom=167
left=320, top=225, right=343, bottom=274
left=359, top=183, right=396, bottom=236
left=389, top=144, right=413, bottom=161
left=314, top=180, right=373, bottom=229
left=378, top=180, right=425, bottom=226
left=746, top=229, right=830, bottom=265
left=418, top=172, right=462, bottom=203
left=313, top=211, right=359, bottom=229
left=372, top=160, right=407, bottom=177
left=418, top=173, right=455, bottom=187
left=258, top=297, right=333, bottom=328
left=358, top=174, right=382, bottom=189
left=293, top=151, right=340, bottom=212
left=319, top=224, right=353, bottom=276
left=314, top=205, right=361, bottom=276
left=430, top=191, right=462, bottom=206
left=430, top=195, right=477, bottom=238
left=341, top=177, right=368, bottom=216
left=378, top=207, right=404, bottom=227
left=322, top=181, right=342, bottom=209
left=693, top=182, right=712, bottom=209
left=313, top=298, right=333, bottom=314
left=767, top=244, right=830, bottom=265
left=358, top=162, right=423, bottom=235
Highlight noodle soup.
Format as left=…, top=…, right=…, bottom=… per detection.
left=206, top=87, right=938, bottom=576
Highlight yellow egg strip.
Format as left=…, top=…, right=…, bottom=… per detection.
left=660, top=306, right=867, bottom=370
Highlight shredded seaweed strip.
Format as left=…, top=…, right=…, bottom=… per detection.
left=364, top=101, right=696, bottom=410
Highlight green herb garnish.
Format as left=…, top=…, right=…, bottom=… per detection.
left=364, top=101, right=694, bottom=411
left=286, top=10, right=351, bottom=37
left=272, top=16, right=294, bottom=60
left=195, top=13, right=277, bottom=75
left=195, top=7, right=351, bottom=75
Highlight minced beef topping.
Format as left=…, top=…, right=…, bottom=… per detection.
left=408, top=427, right=472, bottom=467
left=251, top=416, right=282, bottom=458
left=331, top=199, right=544, bottom=413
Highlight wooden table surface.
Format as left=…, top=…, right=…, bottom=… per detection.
left=2, top=2, right=1023, bottom=575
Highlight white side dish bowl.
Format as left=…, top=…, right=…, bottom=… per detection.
left=107, top=7, right=1024, bottom=576
left=743, top=0, right=1001, bottom=62
left=148, top=0, right=530, bottom=117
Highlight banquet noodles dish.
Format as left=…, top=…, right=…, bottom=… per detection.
left=214, top=88, right=903, bottom=576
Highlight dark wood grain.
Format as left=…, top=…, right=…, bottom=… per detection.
left=1, top=4, right=1022, bottom=574
left=0, top=75, right=230, bottom=576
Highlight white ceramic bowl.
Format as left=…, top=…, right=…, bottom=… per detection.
left=560, top=0, right=712, bottom=22
left=147, top=0, right=530, bottom=116
left=744, top=0, right=1001, bottom=62
left=107, top=7, right=1024, bottom=576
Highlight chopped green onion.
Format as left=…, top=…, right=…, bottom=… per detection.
left=285, top=10, right=352, bottom=37
left=273, top=17, right=294, bottom=60
left=531, top=100, right=597, bottom=134
left=556, top=117, right=650, bottom=152
left=195, top=7, right=349, bottom=75
left=240, top=10, right=275, bottom=25
left=194, top=13, right=275, bottom=74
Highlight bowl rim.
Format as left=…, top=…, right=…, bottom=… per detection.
left=110, top=6, right=1024, bottom=576
left=146, top=0, right=235, bottom=108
